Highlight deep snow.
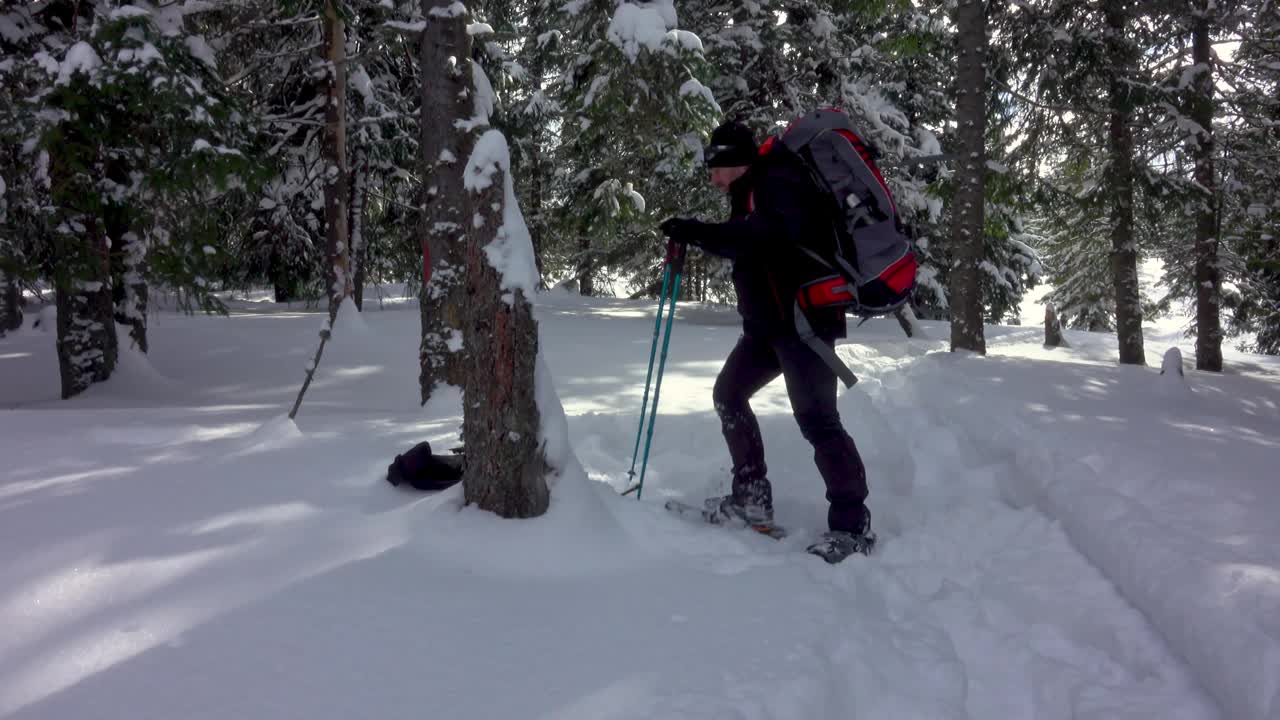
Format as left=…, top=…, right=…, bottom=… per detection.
left=1, top=285, right=1276, bottom=720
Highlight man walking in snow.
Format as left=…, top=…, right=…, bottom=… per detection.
left=660, top=119, right=876, bottom=560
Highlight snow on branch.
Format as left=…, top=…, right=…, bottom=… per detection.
left=607, top=1, right=703, bottom=62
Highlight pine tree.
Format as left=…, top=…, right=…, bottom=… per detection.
left=321, top=0, right=354, bottom=321
left=551, top=0, right=719, bottom=296
left=1217, top=0, right=1280, bottom=353
left=8, top=1, right=254, bottom=397
left=949, top=0, right=987, bottom=353
left=1037, top=160, right=1115, bottom=330
left=1102, top=0, right=1146, bottom=364
left=1007, top=0, right=1174, bottom=363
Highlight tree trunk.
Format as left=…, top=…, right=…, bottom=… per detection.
left=1104, top=0, right=1146, bottom=365
left=461, top=150, right=550, bottom=519
left=525, top=14, right=548, bottom=286
left=948, top=0, right=987, bottom=354
left=350, top=146, right=369, bottom=311
left=1045, top=303, right=1067, bottom=347
left=1191, top=7, right=1222, bottom=371
left=419, top=0, right=474, bottom=404
left=56, top=222, right=117, bottom=399
left=527, top=141, right=546, bottom=285
left=323, top=0, right=352, bottom=322
left=576, top=235, right=595, bottom=296
left=0, top=269, right=21, bottom=335
left=116, top=231, right=148, bottom=353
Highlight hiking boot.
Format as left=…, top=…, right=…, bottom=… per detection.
left=806, top=512, right=876, bottom=563
left=702, top=494, right=774, bottom=527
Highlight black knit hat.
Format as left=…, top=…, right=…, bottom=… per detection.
left=704, top=120, right=757, bottom=168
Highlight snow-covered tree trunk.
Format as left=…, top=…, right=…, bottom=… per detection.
left=461, top=131, right=550, bottom=519
left=1190, top=8, right=1223, bottom=372
left=1105, top=0, right=1146, bottom=365
left=949, top=0, right=987, bottom=354
left=56, top=223, right=117, bottom=399
left=323, top=0, right=353, bottom=322
left=419, top=0, right=474, bottom=404
left=117, top=231, right=148, bottom=353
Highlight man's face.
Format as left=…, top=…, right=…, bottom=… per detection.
left=709, top=165, right=749, bottom=193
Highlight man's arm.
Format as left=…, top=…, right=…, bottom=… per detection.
left=675, top=168, right=813, bottom=259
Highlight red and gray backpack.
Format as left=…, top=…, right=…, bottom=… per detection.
left=763, top=107, right=919, bottom=386
left=764, top=107, right=917, bottom=313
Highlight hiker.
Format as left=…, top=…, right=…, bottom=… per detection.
left=659, top=119, right=876, bottom=560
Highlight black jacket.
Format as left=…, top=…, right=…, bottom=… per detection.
left=692, top=147, right=846, bottom=340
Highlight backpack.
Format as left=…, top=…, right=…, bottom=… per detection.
left=385, top=441, right=464, bottom=492
left=765, top=107, right=918, bottom=318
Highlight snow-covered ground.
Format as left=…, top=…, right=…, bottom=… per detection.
left=2, top=284, right=1277, bottom=720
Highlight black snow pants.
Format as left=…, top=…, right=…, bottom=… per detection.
left=712, top=333, right=869, bottom=533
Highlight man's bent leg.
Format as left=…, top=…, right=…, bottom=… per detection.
left=712, top=334, right=781, bottom=511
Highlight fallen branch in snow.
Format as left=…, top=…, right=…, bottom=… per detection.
left=288, top=324, right=333, bottom=420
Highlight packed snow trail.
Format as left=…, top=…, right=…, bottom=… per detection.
left=0, top=289, right=1264, bottom=718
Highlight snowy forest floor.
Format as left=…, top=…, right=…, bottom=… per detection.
left=2, top=285, right=1278, bottom=720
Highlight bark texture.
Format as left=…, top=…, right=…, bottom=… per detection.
left=419, top=0, right=473, bottom=403
left=1045, top=303, right=1067, bottom=347
left=323, top=0, right=353, bottom=322
left=56, top=222, right=117, bottom=399
left=1191, top=7, right=1222, bottom=371
left=949, top=0, right=987, bottom=355
left=460, top=164, right=550, bottom=519
left=116, top=231, right=148, bottom=353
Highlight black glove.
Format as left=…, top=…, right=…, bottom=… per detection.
left=660, top=217, right=702, bottom=245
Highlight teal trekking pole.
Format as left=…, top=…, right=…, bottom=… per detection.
left=624, top=239, right=688, bottom=499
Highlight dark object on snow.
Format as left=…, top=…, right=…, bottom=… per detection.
left=1045, top=303, right=1069, bottom=348
left=385, top=441, right=464, bottom=491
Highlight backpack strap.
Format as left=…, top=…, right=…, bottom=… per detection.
left=793, top=301, right=858, bottom=388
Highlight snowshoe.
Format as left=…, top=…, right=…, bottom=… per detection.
left=664, top=496, right=787, bottom=540
left=805, top=528, right=876, bottom=564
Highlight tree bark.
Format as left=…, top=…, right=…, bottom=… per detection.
left=461, top=154, right=550, bottom=519
left=948, top=0, right=987, bottom=354
left=350, top=146, right=369, bottom=311
left=116, top=231, right=148, bottom=353
left=1190, top=7, right=1222, bottom=371
left=576, top=235, right=596, bottom=296
left=1045, top=303, right=1067, bottom=347
left=525, top=8, right=548, bottom=285
left=323, top=0, right=352, bottom=323
left=527, top=139, right=547, bottom=285
left=0, top=269, right=20, bottom=335
left=56, top=221, right=117, bottom=399
left=1104, top=0, right=1146, bottom=365
left=419, top=0, right=473, bottom=404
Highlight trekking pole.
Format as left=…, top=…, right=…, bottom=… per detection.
left=624, top=251, right=674, bottom=494
left=625, top=240, right=687, bottom=500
